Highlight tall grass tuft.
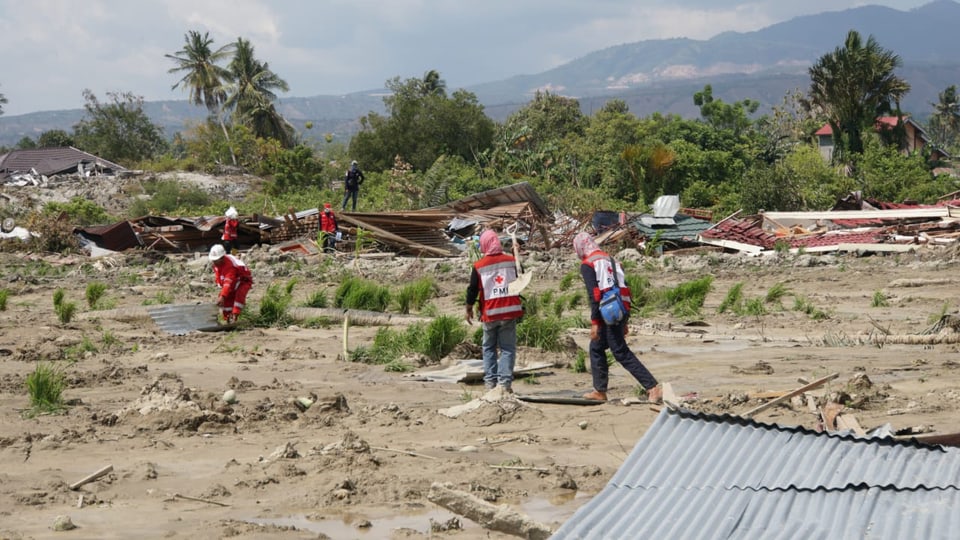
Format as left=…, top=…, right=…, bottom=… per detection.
left=256, top=280, right=296, bottom=327
left=85, top=282, right=108, bottom=308
left=53, top=288, right=65, bottom=308
left=53, top=288, right=76, bottom=324
left=395, top=277, right=436, bottom=314
left=335, top=276, right=391, bottom=311
left=25, top=362, right=66, bottom=416
left=419, top=315, right=467, bottom=362
left=871, top=290, right=889, bottom=308
left=518, top=314, right=566, bottom=352
left=0, top=288, right=8, bottom=311
left=718, top=282, right=745, bottom=314
left=304, top=289, right=329, bottom=308
left=661, top=276, right=712, bottom=317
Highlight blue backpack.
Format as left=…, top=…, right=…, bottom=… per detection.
left=598, top=257, right=627, bottom=325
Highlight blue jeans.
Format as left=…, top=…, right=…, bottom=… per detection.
left=341, top=189, right=358, bottom=211
left=482, top=318, right=518, bottom=388
left=589, top=320, right=657, bottom=392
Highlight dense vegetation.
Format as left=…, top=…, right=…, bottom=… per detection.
left=1, top=29, right=959, bottom=227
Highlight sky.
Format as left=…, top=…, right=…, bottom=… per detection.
left=0, top=0, right=933, bottom=116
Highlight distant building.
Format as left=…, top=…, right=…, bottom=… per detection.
left=815, top=116, right=950, bottom=162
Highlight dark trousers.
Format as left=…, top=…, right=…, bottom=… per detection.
left=589, top=321, right=657, bottom=392
left=341, top=189, right=358, bottom=211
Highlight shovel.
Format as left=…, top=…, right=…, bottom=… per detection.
left=507, top=223, right=533, bottom=295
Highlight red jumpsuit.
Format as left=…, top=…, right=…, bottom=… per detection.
left=213, top=254, right=253, bottom=322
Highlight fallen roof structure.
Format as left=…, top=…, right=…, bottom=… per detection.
left=552, top=407, right=960, bottom=539
left=0, top=146, right=127, bottom=184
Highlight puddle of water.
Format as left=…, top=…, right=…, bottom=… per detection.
left=240, top=491, right=589, bottom=537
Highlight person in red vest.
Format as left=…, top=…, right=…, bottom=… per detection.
left=319, top=202, right=339, bottom=253
left=222, top=206, right=239, bottom=253
left=574, top=231, right=661, bottom=404
left=465, top=229, right=524, bottom=393
left=209, top=244, right=253, bottom=324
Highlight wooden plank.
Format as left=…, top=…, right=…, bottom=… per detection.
left=697, top=237, right=764, bottom=254
left=835, top=414, right=866, bottom=436
left=338, top=215, right=453, bottom=256
left=748, top=390, right=790, bottom=400
left=741, top=372, right=839, bottom=418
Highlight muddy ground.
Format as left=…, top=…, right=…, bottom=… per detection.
left=2, top=174, right=960, bottom=539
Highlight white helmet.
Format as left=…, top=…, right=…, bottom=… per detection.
left=225, top=206, right=238, bottom=219
left=209, top=244, right=226, bottom=262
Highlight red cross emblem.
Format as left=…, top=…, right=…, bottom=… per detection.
left=494, top=274, right=504, bottom=285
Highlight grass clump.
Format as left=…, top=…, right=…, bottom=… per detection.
left=871, top=290, right=889, bottom=308
left=24, top=362, right=67, bottom=416
left=420, top=315, right=467, bottom=362
left=659, top=276, right=712, bottom=317
left=335, top=276, right=391, bottom=311
left=0, top=288, right=8, bottom=311
left=517, top=313, right=566, bottom=352
left=303, top=289, right=329, bottom=308
left=571, top=349, right=587, bottom=373
left=718, top=282, right=745, bottom=314
left=53, top=288, right=76, bottom=324
left=255, top=279, right=296, bottom=327
left=85, top=282, right=108, bottom=308
left=395, top=277, right=436, bottom=314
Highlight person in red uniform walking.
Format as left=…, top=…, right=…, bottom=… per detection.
left=465, top=229, right=524, bottom=393
left=319, top=203, right=339, bottom=253
left=209, top=244, right=253, bottom=324
left=574, top=231, right=661, bottom=403
left=222, top=206, right=239, bottom=253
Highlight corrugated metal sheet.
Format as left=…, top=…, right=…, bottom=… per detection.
left=0, top=146, right=126, bottom=177
left=630, top=213, right=713, bottom=243
left=435, top=181, right=550, bottom=220
left=146, top=303, right=219, bottom=335
left=551, top=408, right=960, bottom=540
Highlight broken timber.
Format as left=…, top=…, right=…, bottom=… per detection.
left=427, top=482, right=553, bottom=540
left=741, top=373, right=839, bottom=418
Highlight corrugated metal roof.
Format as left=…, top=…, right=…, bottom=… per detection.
left=630, top=213, right=714, bottom=243
left=435, top=181, right=550, bottom=220
left=551, top=408, right=960, bottom=539
left=0, top=146, right=126, bottom=177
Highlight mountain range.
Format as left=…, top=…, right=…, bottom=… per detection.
left=2, top=0, right=959, bottom=149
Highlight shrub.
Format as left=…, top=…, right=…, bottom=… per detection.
left=25, top=362, right=66, bottom=416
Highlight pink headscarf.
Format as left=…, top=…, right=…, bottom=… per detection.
left=573, top=232, right=600, bottom=259
left=479, top=230, right=503, bottom=256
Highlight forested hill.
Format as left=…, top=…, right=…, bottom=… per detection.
left=2, top=1, right=959, bottom=147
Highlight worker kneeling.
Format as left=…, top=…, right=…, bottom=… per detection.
left=209, top=244, right=253, bottom=324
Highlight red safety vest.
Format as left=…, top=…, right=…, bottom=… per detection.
left=582, top=250, right=632, bottom=311
left=222, top=218, right=239, bottom=241
left=320, top=211, right=337, bottom=233
left=214, top=254, right=253, bottom=297
left=473, top=253, right=523, bottom=322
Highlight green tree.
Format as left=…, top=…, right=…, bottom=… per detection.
left=928, top=85, right=960, bottom=155
left=166, top=30, right=236, bottom=163
left=0, top=85, right=6, bottom=115
left=223, top=37, right=294, bottom=147
left=73, top=90, right=169, bottom=164
left=693, top=84, right=759, bottom=137
left=350, top=72, right=494, bottom=172
left=806, top=30, right=910, bottom=161
left=854, top=135, right=943, bottom=203
left=15, top=136, right=36, bottom=149
left=37, top=129, right=74, bottom=148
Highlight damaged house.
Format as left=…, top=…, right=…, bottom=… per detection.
left=0, top=146, right=127, bottom=186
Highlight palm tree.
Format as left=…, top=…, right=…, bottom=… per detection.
left=929, top=85, right=960, bottom=152
left=806, top=30, right=910, bottom=160
left=166, top=31, right=236, bottom=163
left=222, top=38, right=293, bottom=146
left=418, top=70, right=446, bottom=97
